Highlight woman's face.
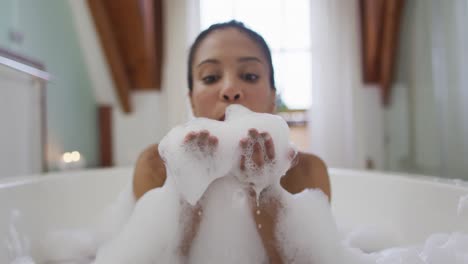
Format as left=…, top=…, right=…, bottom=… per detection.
left=190, top=28, right=276, bottom=120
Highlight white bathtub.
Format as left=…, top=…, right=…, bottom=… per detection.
left=1, top=167, right=467, bottom=262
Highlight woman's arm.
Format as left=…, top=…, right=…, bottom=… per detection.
left=132, top=144, right=167, bottom=200
left=280, top=153, right=331, bottom=200
left=253, top=152, right=331, bottom=263
left=132, top=131, right=218, bottom=257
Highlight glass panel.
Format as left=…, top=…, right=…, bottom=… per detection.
left=200, top=0, right=235, bottom=30
left=384, top=0, right=468, bottom=179
left=283, top=0, right=310, bottom=50
left=273, top=51, right=312, bottom=110
left=234, top=0, right=282, bottom=50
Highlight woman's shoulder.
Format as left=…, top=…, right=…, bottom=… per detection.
left=298, top=152, right=328, bottom=177
left=280, top=152, right=331, bottom=199
left=136, top=144, right=159, bottom=161
left=133, top=144, right=167, bottom=199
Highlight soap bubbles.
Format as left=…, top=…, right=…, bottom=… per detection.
left=35, top=104, right=468, bottom=264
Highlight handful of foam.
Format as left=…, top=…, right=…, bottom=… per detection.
left=93, top=104, right=296, bottom=263
left=159, top=104, right=294, bottom=205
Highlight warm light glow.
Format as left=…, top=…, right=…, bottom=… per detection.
left=62, top=151, right=81, bottom=163
left=62, top=152, right=72, bottom=163
left=71, top=151, right=81, bottom=162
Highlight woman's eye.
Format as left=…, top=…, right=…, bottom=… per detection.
left=242, top=73, right=259, bottom=82
left=202, top=75, right=219, bottom=84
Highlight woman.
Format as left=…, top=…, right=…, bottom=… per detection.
left=132, top=20, right=330, bottom=262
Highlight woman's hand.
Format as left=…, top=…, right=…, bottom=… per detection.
left=183, top=130, right=218, bottom=157
left=239, top=128, right=298, bottom=178
left=239, top=128, right=275, bottom=171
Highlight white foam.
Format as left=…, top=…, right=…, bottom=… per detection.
left=93, top=179, right=183, bottom=263
left=92, top=180, right=136, bottom=246
left=373, top=246, right=425, bottom=264
left=275, top=188, right=347, bottom=263
left=458, top=195, right=468, bottom=216
left=188, top=177, right=267, bottom=263
left=9, top=256, right=35, bottom=264
left=5, top=210, right=34, bottom=264
left=350, top=232, right=468, bottom=264
left=39, top=180, right=136, bottom=264
left=159, top=104, right=292, bottom=205
left=343, top=225, right=401, bottom=253
left=40, top=229, right=96, bottom=263
left=92, top=104, right=294, bottom=263
left=32, top=104, right=468, bottom=263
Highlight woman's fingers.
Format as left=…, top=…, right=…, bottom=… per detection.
left=239, top=138, right=248, bottom=171
left=239, top=138, right=249, bottom=149
left=184, top=130, right=218, bottom=153
left=184, top=131, right=197, bottom=143
left=239, top=141, right=264, bottom=168
left=197, top=130, right=209, bottom=148
left=208, top=135, right=218, bottom=147
left=288, top=148, right=299, bottom=168
left=260, top=132, right=275, bottom=160
left=252, top=141, right=264, bottom=167
left=239, top=130, right=276, bottom=170
left=240, top=154, right=246, bottom=171
left=248, top=128, right=259, bottom=139
left=287, top=148, right=296, bottom=160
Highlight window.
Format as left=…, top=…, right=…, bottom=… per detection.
left=200, top=0, right=312, bottom=110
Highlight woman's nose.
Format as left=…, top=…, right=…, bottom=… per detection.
left=222, top=93, right=241, bottom=101
left=220, top=79, right=243, bottom=102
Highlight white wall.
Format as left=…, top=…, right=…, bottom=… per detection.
left=161, top=0, right=198, bottom=130
left=0, top=65, right=43, bottom=177
left=66, top=0, right=118, bottom=107
left=308, top=0, right=385, bottom=170
left=69, top=0, right=196, bottom=166
left=112, top=92, right=167, bottom=165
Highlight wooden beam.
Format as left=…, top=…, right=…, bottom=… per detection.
left=98, top=105, right=113, bottom=167
left=380, top=0, right=405, bottom=106
left=153, top=0, right=164, bottom=90
left=360, top=0, right=385, bottom=83
left=87, top=0, right=132, bottom=113
left=102, top=0, right=162, bottom=90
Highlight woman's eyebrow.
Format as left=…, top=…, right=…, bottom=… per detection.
left=196, top=59, right=220, bottom=67
left=238, top=56, right=263, bottom=64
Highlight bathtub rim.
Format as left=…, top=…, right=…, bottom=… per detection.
left=1, top=166, right=466, bottom=191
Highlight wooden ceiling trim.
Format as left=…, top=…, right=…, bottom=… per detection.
left=102, top=0, right=160, bottom=90
left=360, top=0, right=385, bottom=83
left=153, top=0, right=163, bottom=91
left=360, top=0, right=405, bottom=106
left=87, top=0, right=132, bottom=113
left=380, top=0, right=405, bottom=106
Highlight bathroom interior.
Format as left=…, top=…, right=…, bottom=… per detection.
left=0, top=0, right=468, bottom=263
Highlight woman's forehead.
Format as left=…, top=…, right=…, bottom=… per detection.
left=193, top=28, right=267, bottom=65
